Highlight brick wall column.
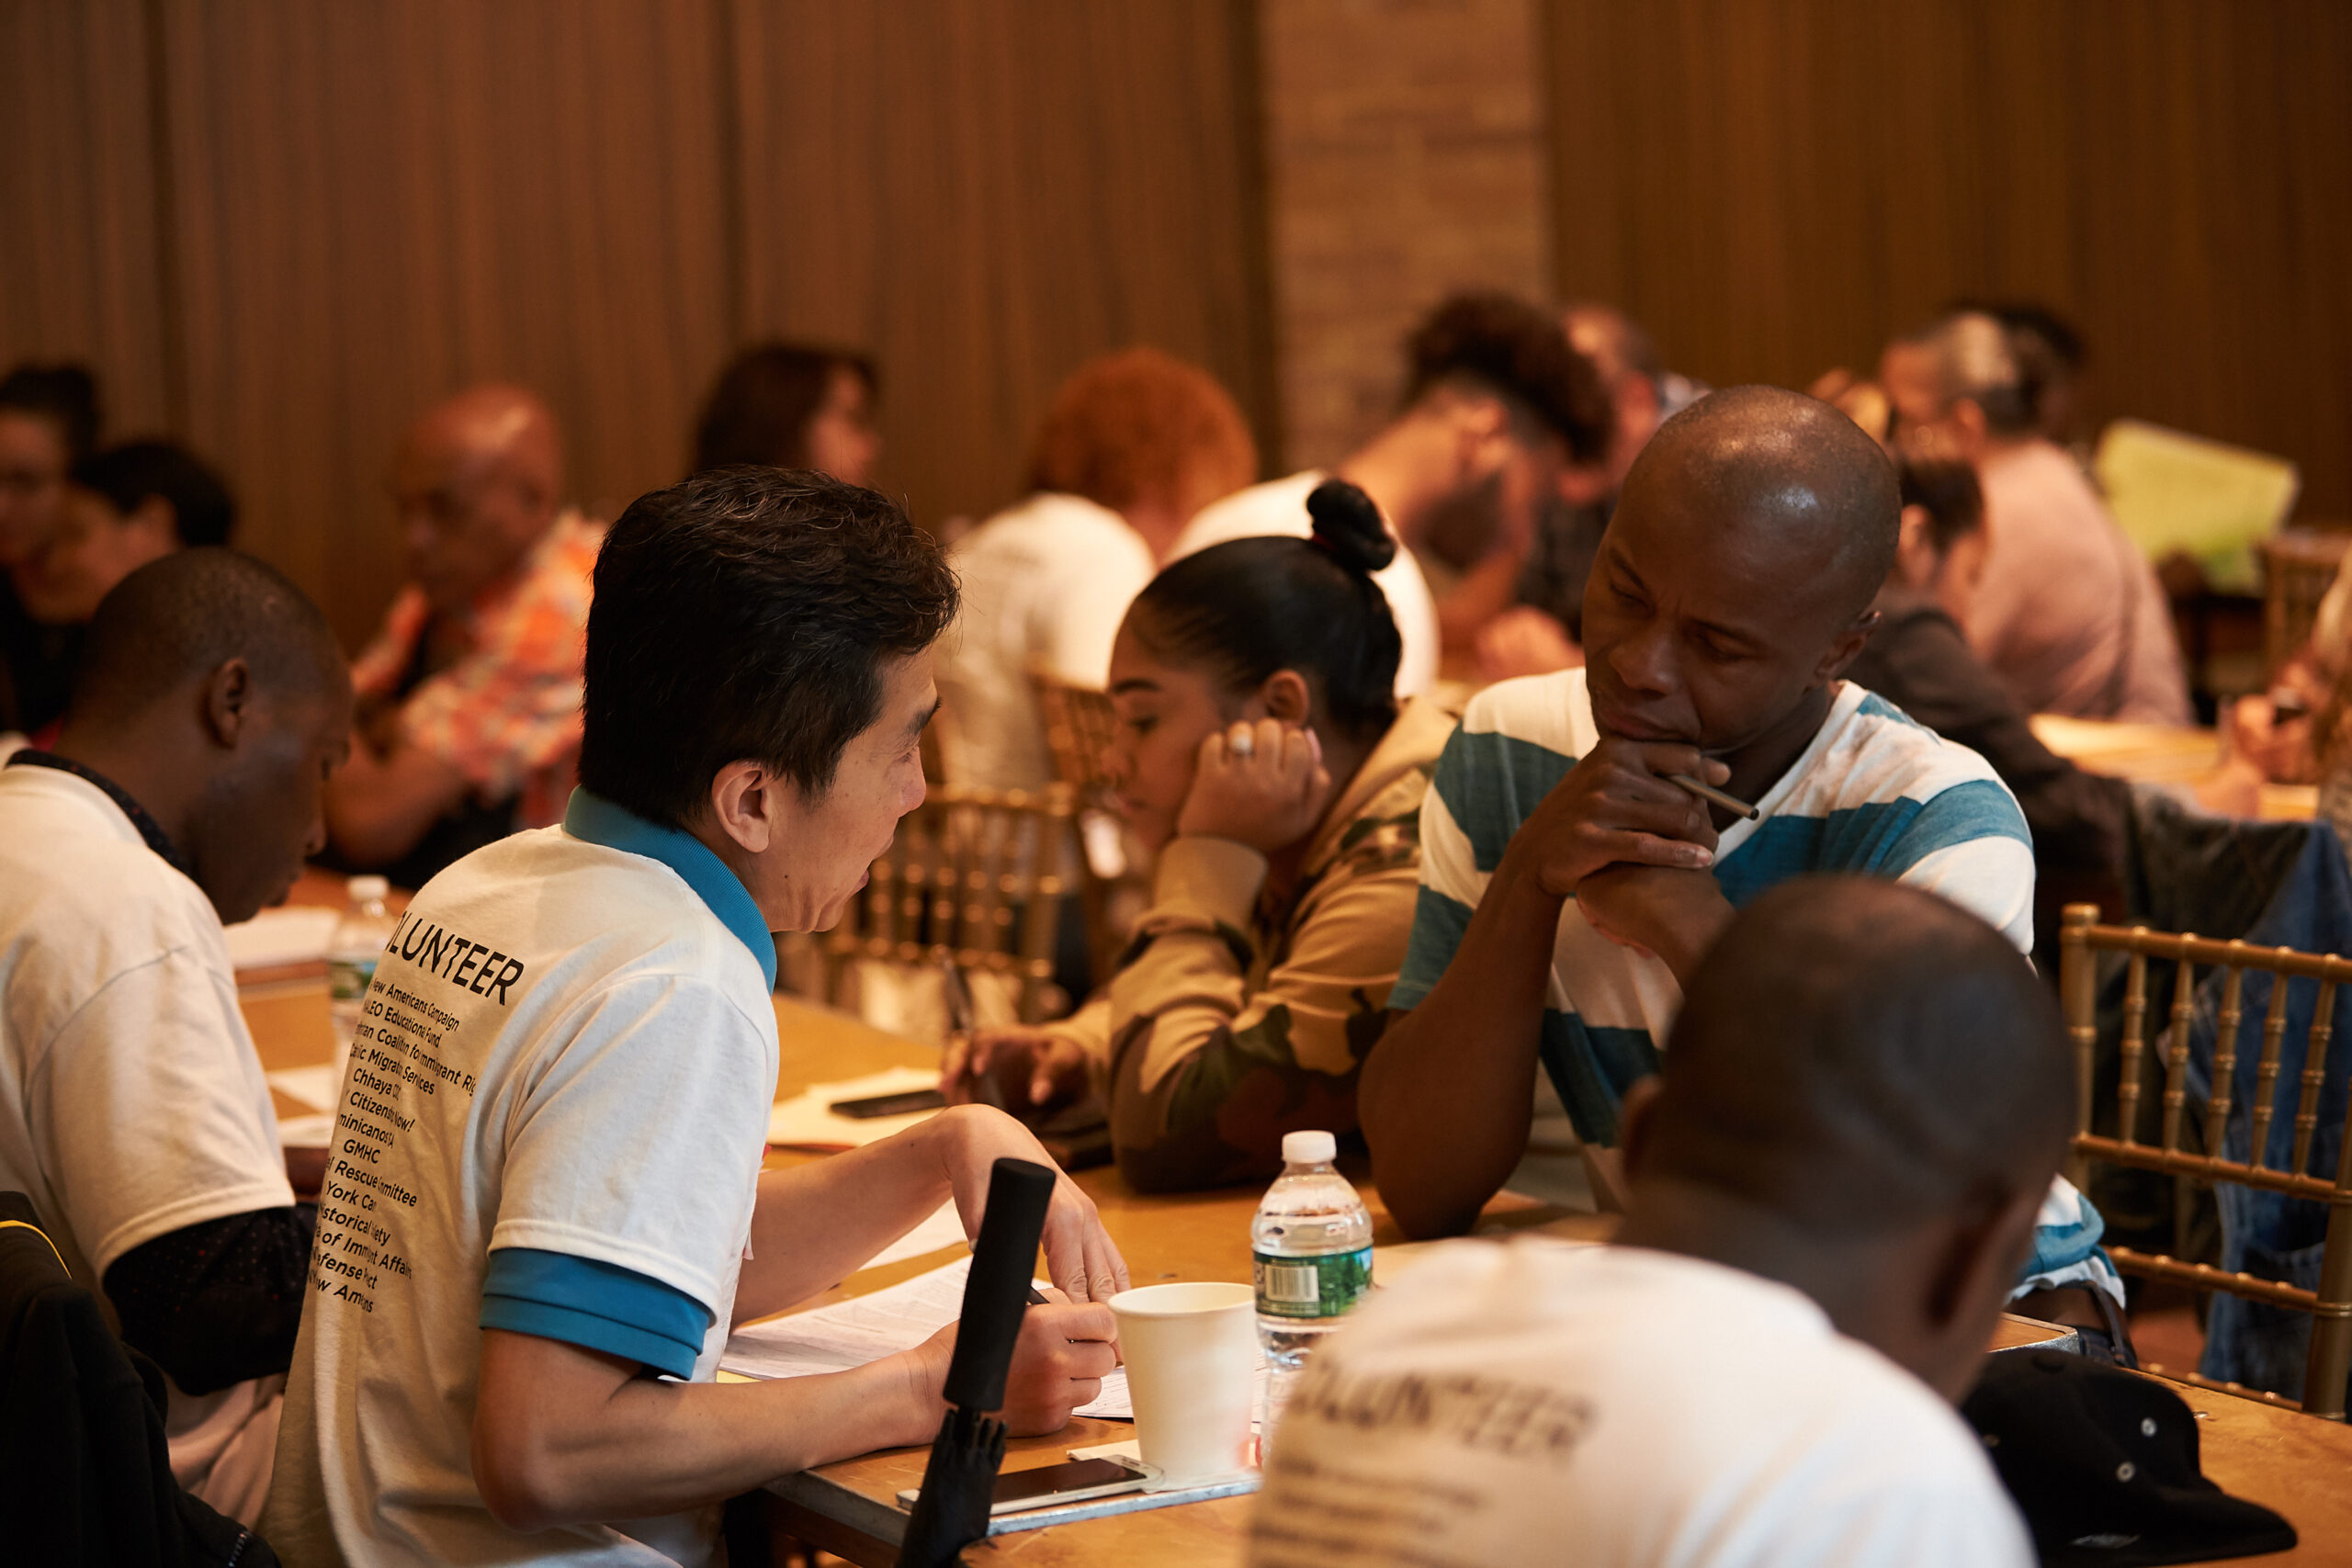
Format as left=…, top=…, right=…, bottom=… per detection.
left=1256, top=0, right=1555, bottom=469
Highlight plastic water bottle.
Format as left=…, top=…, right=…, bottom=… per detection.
left=327, top=875, right=396, bottom=1077
left=1252, top=1130, right=1374, bottom=1435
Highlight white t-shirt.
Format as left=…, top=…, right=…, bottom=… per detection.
left=937, top=491, right=1157, bottom=792
left=1250, top=1241, right=2033, bottom=1568
left=0, top=762, right=294, bottom=1506
left=262, top=812, right=781, bottom=1568
left=1170, top=470, right=1440, bottom=699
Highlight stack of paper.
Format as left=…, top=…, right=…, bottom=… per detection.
left=766, top=1066, right=945, bottom=1149
left=268, top=1060, right=344, bottom=1149
left=224, top=905, right=342, bottom=972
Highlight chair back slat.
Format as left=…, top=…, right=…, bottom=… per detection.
left=2060, top=904, right=2352, bottom=1419
left=2207, top=962, right=2248, bottom=1158
left=819, top=784, right=1078, bottom=1028
left=2291, top=976, right=2343, bottom=1178
left=2252, top=974, right=2291, bottom=1167
left=2160, top=950, right=2199, bottom=1153
left=2119, top=947, right=2151, bottom=1146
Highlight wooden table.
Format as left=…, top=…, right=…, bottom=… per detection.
left=238, top=981, right=2162, bottom=1565
left=2032, top=713, right=2318, bottom=821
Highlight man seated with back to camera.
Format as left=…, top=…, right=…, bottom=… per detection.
left=325, top=384, right=602, bottom=887
left=0, top=548, right=353, bottom=1524
left=1360, top=386, right=2125, bottom=1342
left=1252, top=878, right=2057, bottom=1567
left=263, top=467, right=1125, bottom=1568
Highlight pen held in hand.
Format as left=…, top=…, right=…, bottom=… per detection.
left=1669, top=773, right=1759, bottom=822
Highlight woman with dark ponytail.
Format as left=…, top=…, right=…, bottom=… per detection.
left=942, top=479, right=1459, bottom=1191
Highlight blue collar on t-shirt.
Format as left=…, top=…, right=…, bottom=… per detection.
left=560, top=788, right=777, bottom=991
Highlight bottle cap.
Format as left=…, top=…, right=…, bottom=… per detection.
left=1282, top=1130, right=1337, bottom=1166
left=346, top=874, right=390, bottom=902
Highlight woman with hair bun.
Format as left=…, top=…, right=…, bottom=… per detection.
left=942, top=479, right=1458, bottom=1191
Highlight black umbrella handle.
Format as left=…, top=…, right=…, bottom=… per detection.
left=943, top=1156, right=1056, bottom=1413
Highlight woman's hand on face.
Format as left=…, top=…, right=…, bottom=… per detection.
left=1175, top=719, right=1331, bottom=854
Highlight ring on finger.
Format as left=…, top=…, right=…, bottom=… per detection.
left=1227, top=725, right=1255, bottom=760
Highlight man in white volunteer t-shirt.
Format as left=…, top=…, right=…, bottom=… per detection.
left=0, top=548, right=352, bottom=1525
left=1252, top=877, right=2055, bottom=1567
left=1170, top=291, right=1611, bottom=699
left=263, top=468, right=1128, bottom=1568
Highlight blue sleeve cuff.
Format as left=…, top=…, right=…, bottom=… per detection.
left=480, top=1247, right=714, bottom=1381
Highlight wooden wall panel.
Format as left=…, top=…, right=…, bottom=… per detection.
left=1544, top=0, right=2352, bottom=517
left=0, top=0, right=173, bottom=436
left=155, top=0, right=734, bottom=647
left=729, top=0, right=1275, bottom=528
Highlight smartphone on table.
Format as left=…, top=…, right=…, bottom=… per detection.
left=897, top=1455, right=1149, bottom=1516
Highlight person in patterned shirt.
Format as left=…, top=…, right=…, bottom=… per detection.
left=325, top=385, right=602, bottom=887
left=942, top=480, right=1454, bottom=1191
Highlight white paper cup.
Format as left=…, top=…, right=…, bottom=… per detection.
left=1107, top=1281, right=1257, bottom=1483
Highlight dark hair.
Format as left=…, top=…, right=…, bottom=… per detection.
left=578, top=467, right=957, bottom=827
left=72, top=440, right=237, bottom=547
left=1126, top=479, right=1401, bottom=745
left=71, top=547, right=339, bottom=730
left=1897, top=453, right=1984, bottom=556
left=692, top=343, right=877, bottom=473
left=1653, top=876, right=2071, bottom=1238
left=0, top=362, right=102, bottom=461
left=1404, top=293, right=1611, bottom=466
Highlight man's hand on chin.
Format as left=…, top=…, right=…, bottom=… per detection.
left=1575, top=863, right=1736, bottom=986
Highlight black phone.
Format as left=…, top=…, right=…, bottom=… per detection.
left=899, top=1456, right=1148, bottom=1515
left=830, top=1088, right=947, bottom=1119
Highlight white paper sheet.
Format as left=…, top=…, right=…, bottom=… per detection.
left=267, top=1064, right=341, bottom=1112
left=721, top=1256, right=1141, bottom=1420
left=864, top=1201, right=969, bottom=1269
left=766, top=1066, right=944, bottom=1149
left=277, top=1113, right=336, bottom=1149
left=224, top=905, right=341, bottom=970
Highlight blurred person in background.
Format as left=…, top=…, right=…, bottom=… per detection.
left=17, top=440, right=237, bottom=627
left=692, top=341, right=881, bottom=487
left=325, top=384, right=600, bottom=886
left=0, top=362, right=103, bottom=739
left=1473, top=301, right=1708, bottom=680
left=943, top=481, right=1454, bottom=1193
left=936, top=346, right=1258, bottom=793
left=1879, top=309, right=2189, bottom=724
left=1172, top=292, right=1611, bottom=699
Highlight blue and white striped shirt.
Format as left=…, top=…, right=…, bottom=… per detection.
left=1396, top=669, right=2037, bottom=1145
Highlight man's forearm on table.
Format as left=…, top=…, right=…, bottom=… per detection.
left=735, top=1126, right=960, bottom=1325
left=1362, top=862, right=1565, bottom=1239
left=473, top=1330, right=937, bottom=1531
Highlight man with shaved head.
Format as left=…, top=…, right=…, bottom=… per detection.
left=1254, top=879, right=2053, bottom=1566
left=326, top=383, right=601, bottom=884
left=1363, top=388, right=2120, bottom=1326
left=0, top=549, right=351, bottom=1523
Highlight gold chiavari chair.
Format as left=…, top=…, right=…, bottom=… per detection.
left=2258, top=529, right=2351, bottom=683
left=821, top=784, right=1077, bottom=1029
left=1029, top=668, right=1150, bottom=976
left=2059, top=904, right=2352, bottom=1417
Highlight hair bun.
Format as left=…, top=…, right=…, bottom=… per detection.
left=1305, top=479, right=1396, bottom=576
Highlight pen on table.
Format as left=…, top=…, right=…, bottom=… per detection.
left=1668, top=773, right=1760, bottom=822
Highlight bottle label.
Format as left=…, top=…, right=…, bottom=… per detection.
left=1253, top=1246, right=1372, bottom=1320
left=329, top=956, right=378, bottom=1002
